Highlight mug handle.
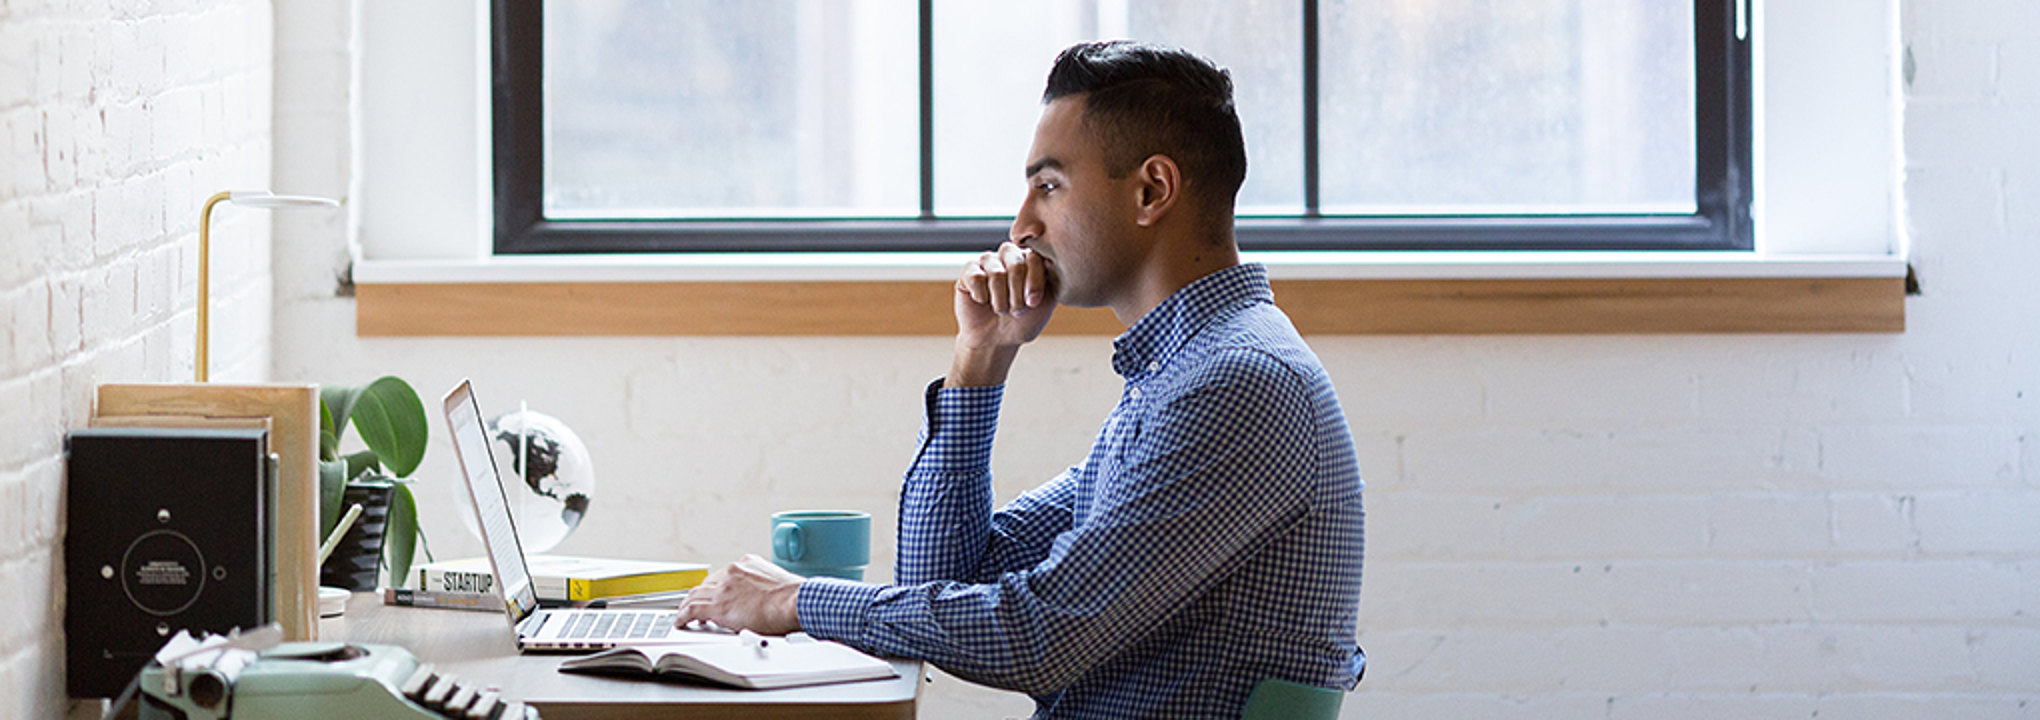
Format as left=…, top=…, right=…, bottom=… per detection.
left=772, top=522, right=805, bottom=563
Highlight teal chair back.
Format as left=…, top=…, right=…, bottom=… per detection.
left=1241, top=678, right=1343, bottom=720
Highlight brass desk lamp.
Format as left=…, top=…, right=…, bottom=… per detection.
left=196, top=190, right=340, bottom=381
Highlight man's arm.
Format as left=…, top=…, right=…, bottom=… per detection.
left=679, top=243, right=1065, bottom=631
left=896, top=380, right=1078, bottom=585
left=800, top=353, right=1319, bottom=694
left=897, top=241, right=1069, bottom=583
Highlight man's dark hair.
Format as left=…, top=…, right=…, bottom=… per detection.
left=1043, top=40, right=1248, bottom=216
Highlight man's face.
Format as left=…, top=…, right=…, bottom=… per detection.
left=1010, top=96, right=1146, bottom=309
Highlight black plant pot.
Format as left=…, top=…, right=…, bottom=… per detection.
left=319, top=480, right=394, bottom=591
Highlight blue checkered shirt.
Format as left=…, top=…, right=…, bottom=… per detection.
left=798, top=263, right=1366, bottom=718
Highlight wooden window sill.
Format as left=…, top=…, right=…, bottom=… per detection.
left=353, top=255, right=1906, bottom=335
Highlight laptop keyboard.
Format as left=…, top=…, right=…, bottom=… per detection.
left=561, top=611, right=678, bottom=640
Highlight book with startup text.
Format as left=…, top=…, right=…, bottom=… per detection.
left=414, top=555, right=708, bottom=602
left=381, top=586, right=498, bottom=612
left=558, top=633, right=897, bottom=690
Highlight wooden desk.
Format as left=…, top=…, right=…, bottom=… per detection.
left=322, top=592, right=922, bottom=719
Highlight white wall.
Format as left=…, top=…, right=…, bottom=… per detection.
left=0, top=1, right=277, bottom=717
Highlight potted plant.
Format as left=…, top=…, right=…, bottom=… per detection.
left=317, top=376, right=430, bottom=590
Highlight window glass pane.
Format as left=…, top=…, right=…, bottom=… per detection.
left=933, top=0, right=1302, bottom=217
left=1319, top=0, right=1696, bottom=215
left=543, top=0, right=919, bottom=219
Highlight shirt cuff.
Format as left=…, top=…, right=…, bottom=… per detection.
left=919, top=377, right=1003, bottom=471
left=795, top=577, right=885, bottom=646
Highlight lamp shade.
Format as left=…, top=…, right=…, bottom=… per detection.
left=228, top=190, right=342, bottom=209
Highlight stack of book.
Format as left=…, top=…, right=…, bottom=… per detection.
left=387, top=555, right=709, bottom=611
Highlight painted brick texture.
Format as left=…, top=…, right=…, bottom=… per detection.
left=0, top=1, right=274, bottom=717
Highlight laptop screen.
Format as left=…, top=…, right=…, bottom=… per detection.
left=443, top=380, right=539, bottom=623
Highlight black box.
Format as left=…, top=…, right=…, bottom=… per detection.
left=64, top=427, right=274, bottom=698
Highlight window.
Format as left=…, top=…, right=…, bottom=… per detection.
left=493, top=0, right=1750, bottom=254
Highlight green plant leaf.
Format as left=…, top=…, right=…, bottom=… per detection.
left=318, top=459, right=349, bottom=540
left=385, top=483, right=420, bottom=586
left=348, top=376, right=429, bottom=478
left=343, top=450, right=381, bottom=481
left=318, top=399, right=340, bottom=462
left=321, top=385, right=363, bottom=440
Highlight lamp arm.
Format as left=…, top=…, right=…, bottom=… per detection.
left=196, top=191, right=232, bottom=382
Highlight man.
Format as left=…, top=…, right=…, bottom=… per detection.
left=677, top=40, right=1365, bottom=717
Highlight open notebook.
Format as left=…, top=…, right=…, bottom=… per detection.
left=558, top=631, right=897, bottom=690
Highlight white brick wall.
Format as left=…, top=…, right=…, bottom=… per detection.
left=0, top=1, right=274, bottom=716
left=248, top=2, right=2019, bottom=718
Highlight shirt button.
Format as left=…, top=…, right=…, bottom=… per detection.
left=1147, top=361, right=1160, bottom=372
left=1130, top=388, right=1143, bottom=400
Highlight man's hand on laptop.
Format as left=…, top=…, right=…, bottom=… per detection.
left=675, top=554, right=803, bottom=636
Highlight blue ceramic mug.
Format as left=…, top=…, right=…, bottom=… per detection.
left=771, top=510, right=870, bottom=581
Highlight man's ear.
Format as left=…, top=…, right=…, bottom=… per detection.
left=1133, top=154, right=1181, bottom=228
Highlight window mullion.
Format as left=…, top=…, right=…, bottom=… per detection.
left=1302, top=0, right=1320, bottom=218
left=919, top=0, right=935, bottom=220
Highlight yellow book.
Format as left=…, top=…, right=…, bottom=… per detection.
left=416, top=555, right=708, bottom=602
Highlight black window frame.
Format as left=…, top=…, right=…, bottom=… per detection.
left=492, top=0, right=1751, bottom=254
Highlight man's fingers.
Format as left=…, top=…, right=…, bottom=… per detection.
left=959, top=261, right=990, bottom=304
left=998, top=244, right=1032, bottom=311
left=1024, top=248, right=1048, bottom=307
left=674, top=563, right=730, bottom=627
left=674, top=595, right=705, bottom=627
left=982, top=251, right=1013, bottom=314
left=957, top=242, right=1049, bottom=324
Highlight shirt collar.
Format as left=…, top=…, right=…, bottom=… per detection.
left=1111, top=263, right=1273, bottom=378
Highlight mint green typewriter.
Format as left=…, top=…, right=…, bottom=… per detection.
left=138, top=642, right=540, bottom=720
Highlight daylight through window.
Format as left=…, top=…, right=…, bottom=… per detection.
left=498, top=0, right=1747, bottom=253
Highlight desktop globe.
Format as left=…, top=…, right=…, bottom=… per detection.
left=454, top=408, right=594, bottom=553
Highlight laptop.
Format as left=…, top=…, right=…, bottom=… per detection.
left=443, top=378, right=718, bottom=653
